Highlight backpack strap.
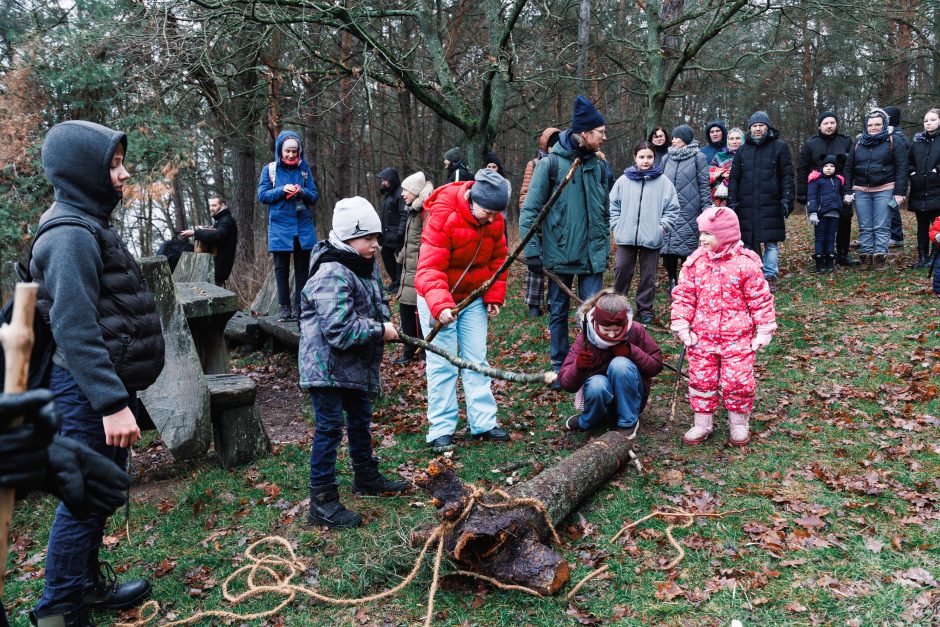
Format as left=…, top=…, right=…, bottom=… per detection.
left=270, top=161, right=307, bottom=185
left=32, top=216, right=99, bottom=257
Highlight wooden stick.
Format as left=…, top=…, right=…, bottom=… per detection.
left=0, top=282, right=39, bottom=596
left=395, top=331, right=554, bottom=385
left=423, top=158, right=583, bottom=344
left=511, top=258, right=582, bottom=305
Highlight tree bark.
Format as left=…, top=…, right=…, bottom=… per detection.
left=413, top=430, right=639, bottom=595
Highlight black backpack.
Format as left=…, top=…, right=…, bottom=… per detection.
left=1, top=217, right=99, bottom=389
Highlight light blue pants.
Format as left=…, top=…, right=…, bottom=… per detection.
left=854, top=189, right=893, bottom=255
left=754, top=241, right=779, bottom=279
left=418, top=297, right=498, bottom=442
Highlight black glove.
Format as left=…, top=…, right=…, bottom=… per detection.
left=526, top=257, right=543, bottom=276
left=0, top=390, right=59, bottom=494
left=47, top=435, right=131, bottom=520
left=781, top=201, right=792, bottom=218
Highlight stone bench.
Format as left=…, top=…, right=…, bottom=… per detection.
left=206, top=374, right=271, bottom=469
left=176, top=282, right=239, bottom=375
left=173, top=251, right=215, bottom=283
left=224, top=310, right=264, bottom=349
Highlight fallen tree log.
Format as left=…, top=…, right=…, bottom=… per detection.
left=412, top=430, right=641, bottom=595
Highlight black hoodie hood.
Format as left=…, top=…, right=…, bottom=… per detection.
left=42, top=121, right=127, bottom=223
left=377, top=167, right=402, bottom=193
left=705, top=120, right=728, bottom=148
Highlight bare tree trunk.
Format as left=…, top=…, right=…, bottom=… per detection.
left=171, top=173, right=187, bottom=232
left=576, top=0, right=591, bottom=80
left=212, top=136, right=227, bottom=200
left=335, top=30, right=354, bottom=200
left=233, top=145, right=257, bottom=265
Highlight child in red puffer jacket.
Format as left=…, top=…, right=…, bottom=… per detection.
left=557, top=289, right=663, bottom=437
left=670, top=206, right=777, bottom=447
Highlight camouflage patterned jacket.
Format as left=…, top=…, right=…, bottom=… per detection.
left=299, top=241, right=391, bottom=394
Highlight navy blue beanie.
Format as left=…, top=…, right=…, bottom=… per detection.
left=571, top=95, right=605, bottom=133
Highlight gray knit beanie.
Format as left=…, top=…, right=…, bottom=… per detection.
left=332, top=196, right=382, bottom=241
left=671, top=125, right=695, bottom=145
left=444, top=147, right=464, bottom=163
left=469, top=169, right=510, bottom=212
left=748, top=111, right=771, bottom=127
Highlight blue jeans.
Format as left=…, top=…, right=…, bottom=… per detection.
left=418, top=297, right=498, bottom=442
left=578, top=357, right=644, bottom=429
left=814, top=217, right=839, bottom=256
left=548, top=272, right=604, bottom=370
left=37, top=366, right=132, bottom=612
left=854, top=190, right=893, bottom=254
left=890, top=200, right=904, bottom=242
left=308, top=388, right=374, bottom=490
left=753, top=242, right=779, bottom=279
left=933, top=258, right=940, bottom=296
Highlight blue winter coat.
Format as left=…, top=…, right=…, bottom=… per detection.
left=257, top=130, right=319, bottom=252
left=299, top=241, right=391, bottom=394
left=806, top=171, right=845, bottom=217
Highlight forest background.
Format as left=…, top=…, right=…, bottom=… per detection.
left=1, top=0, right=939, bottom=300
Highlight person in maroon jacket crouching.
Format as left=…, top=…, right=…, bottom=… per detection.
left=557, top=289, right=663, bottom=437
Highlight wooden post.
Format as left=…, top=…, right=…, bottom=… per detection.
left=0, top=282, right=38, bottom=595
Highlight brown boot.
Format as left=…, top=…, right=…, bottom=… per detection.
left=859, top=254, right=872, bottom=270
left=873, top=253, right=887, bottom=270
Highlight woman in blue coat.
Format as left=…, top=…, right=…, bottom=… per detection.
left=258, top=130, right=319, bottom=320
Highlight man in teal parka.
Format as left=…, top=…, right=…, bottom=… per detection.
left=519, top=95, right=612, bottom=374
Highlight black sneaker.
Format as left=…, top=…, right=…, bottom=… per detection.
left=393, top=352, right=416, bottom=365
left=429, top=434, right=454, bottom=453
left=837, top=254, right=860, bottom=266
left=308, top=488, right=362, bottom=528
left=527, top=305, right=542, bottom=318
left=638, top=313, right=654, bottom=325
left=83, top=561, right=151, bottom=611
left=278, top=306, right=293, bottom=322
left=472, top=427, right=510, bottom=442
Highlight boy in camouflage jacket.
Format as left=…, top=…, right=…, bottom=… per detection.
left=300, top=197, right=408, bottom=528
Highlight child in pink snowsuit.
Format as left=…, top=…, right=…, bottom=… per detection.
left=670, top=206, right=777, bottom=446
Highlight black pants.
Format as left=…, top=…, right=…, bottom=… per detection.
left=836, top=211, right=853, bottom=256
left=381, top=246, right=401, bottom=288
left=399, top=302, right=423, bottom=357
left=916, top=210, right=940, bottom=255
left=662, top=254, right=686, bottom=284
left=273, top=236, right=311, bottom=309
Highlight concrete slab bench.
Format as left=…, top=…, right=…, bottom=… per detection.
left=175, top=282, right=239, bottom=375
left=205, top=374, right=270, bottom=469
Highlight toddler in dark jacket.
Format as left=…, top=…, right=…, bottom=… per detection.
left=806, top=154, right=844, bottom=272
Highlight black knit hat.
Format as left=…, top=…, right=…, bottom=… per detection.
left=884, top=106, right=901, bottom=127
left=817, top=111, right=838, bottom=128
left=822, top=154, right=838, bottom=167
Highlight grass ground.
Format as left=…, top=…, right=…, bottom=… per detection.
left=5, top=218, right=940, bottom=626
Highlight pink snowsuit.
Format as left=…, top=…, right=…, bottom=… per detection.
left=670, top=243, right=776, bottom=414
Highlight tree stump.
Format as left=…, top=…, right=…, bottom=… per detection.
left=413, top=430, right=640, bottom=595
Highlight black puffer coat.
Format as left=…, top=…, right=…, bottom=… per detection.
left=844, top=135, right=908, bottom=195
left=796, top=132, right=852, bottom=203
left=908, top=131, right=940, bottom=213
left=728, top=127, right=795, bottom=245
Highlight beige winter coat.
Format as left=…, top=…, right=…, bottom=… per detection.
left=395, top=181, right=434, bottom=306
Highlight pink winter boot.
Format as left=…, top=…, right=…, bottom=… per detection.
left=728, top=411, right=751, bottom=446
left=682, top=413, right=714, bottom=445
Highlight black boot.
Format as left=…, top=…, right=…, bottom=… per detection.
left=910, top=249, right=930, bottom=269
left=825, top=254, right=836, bottom=273
left=83, top=557, right=151, bottom=611
left=308, top=487, right=362, bottom=528
left=837, top=251, right=860, bottom=267
left=352, top=460, right=408, bottom=496
left=813, top=255, right=823, bottom=273
left=527, top=305, right=542, bottom=318
left=30, top=604, right=95, bottom=627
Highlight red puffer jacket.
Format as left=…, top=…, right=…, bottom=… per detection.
left=415, top=181, right=508, bottom=319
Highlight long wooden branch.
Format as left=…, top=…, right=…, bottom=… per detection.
left=423, top=158, right=583, bottom=344
left=395, top=332, right=554, bottom=385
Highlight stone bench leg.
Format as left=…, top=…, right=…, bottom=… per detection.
left=206, top=375, right=271, bottom=469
